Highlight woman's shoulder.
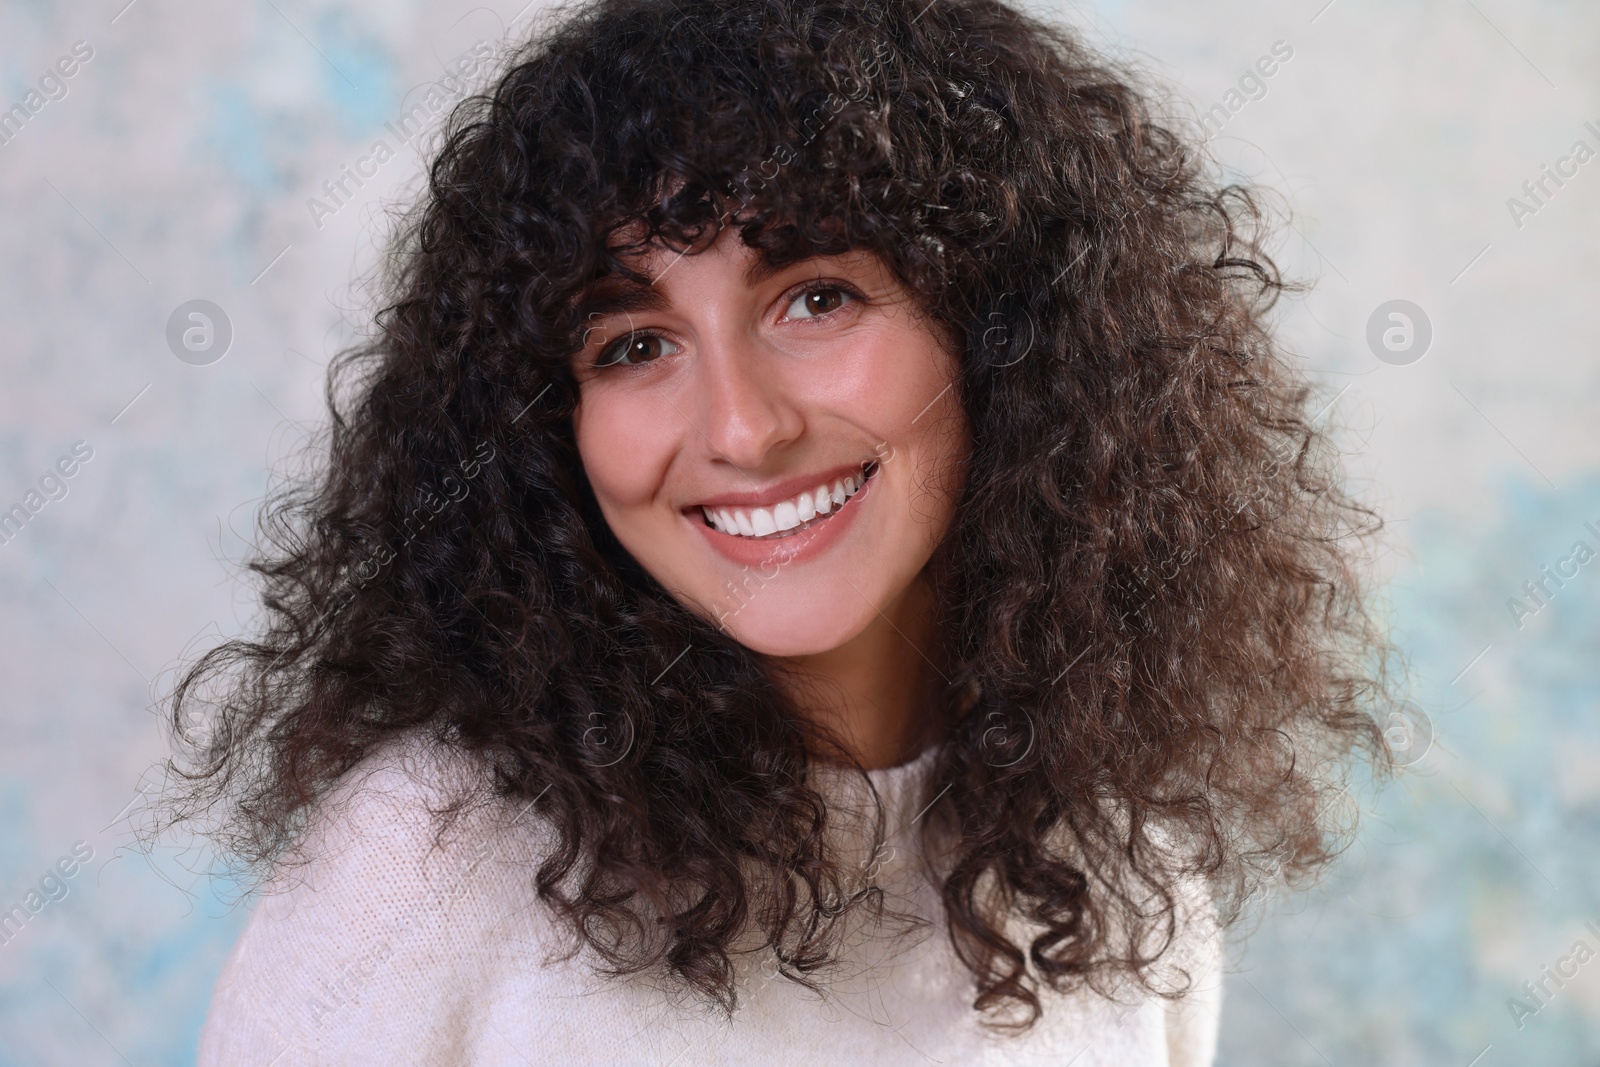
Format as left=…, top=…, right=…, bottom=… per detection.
left=197, top=729, right=575, bottom=1065
left=246, top=728, right=559, bottom=904
left=1142, top=818, right=1225, bottom=1067
left=1042, top=807, right=1225, bottom=1067
left=1159, top=868, right=1223, bottom=1067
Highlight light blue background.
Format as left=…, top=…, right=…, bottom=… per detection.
left=0, top=0, right=1595, bottom=1062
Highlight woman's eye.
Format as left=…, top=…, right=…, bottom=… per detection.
left=596, top=333, right=681, bottom=368
left=784, top=284, right=856, bottom=321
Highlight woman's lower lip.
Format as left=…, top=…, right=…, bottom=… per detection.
left=690, top=472, right=874, bottom=570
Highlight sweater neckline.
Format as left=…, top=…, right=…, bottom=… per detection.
left=807, top=742, right=944, bottom=814
left=803, top=742, right=948, bottom=888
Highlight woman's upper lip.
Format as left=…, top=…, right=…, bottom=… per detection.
left=687, top=461, right=871, bottom=511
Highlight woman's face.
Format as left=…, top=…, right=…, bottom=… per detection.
left=568, top=226, right=970, bottom=659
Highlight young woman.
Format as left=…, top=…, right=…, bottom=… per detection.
left=168, top=0, right=1400, bottom=1063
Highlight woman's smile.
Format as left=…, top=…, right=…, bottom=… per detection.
left=688, top=457, right=879, bottom=569
left=692, top=458, right=875, bottom=539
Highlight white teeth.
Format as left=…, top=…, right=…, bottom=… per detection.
left=700, top=466, right=873, bottom=539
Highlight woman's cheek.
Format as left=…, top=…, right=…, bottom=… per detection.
left=574, top=389, right=674, bottom=511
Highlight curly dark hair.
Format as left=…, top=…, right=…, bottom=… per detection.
left=157, top=0, right=1403, bottom=1035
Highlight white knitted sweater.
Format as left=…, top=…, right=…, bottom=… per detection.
left=198, top=732, right=1223, bottom=1065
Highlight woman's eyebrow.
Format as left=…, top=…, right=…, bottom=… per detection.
left=573, top=278, right=671, bottom=321
left=579, top=251, right=857, bottom=313
left=572, top=254, right=849, bottom=322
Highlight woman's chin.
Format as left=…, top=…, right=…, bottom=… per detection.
left=710, top=599, right=874, bottom=660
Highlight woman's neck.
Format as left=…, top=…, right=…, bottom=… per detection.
left=767, top=573, right=948, bottom=771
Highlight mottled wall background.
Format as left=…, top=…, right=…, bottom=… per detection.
left=0, top=0, right=1595, bottom=1063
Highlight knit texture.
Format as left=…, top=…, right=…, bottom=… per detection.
left=198, top=731, right=1222, bottom=1065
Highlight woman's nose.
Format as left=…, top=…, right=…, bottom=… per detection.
left=692, top=335, right=805, bottom=470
